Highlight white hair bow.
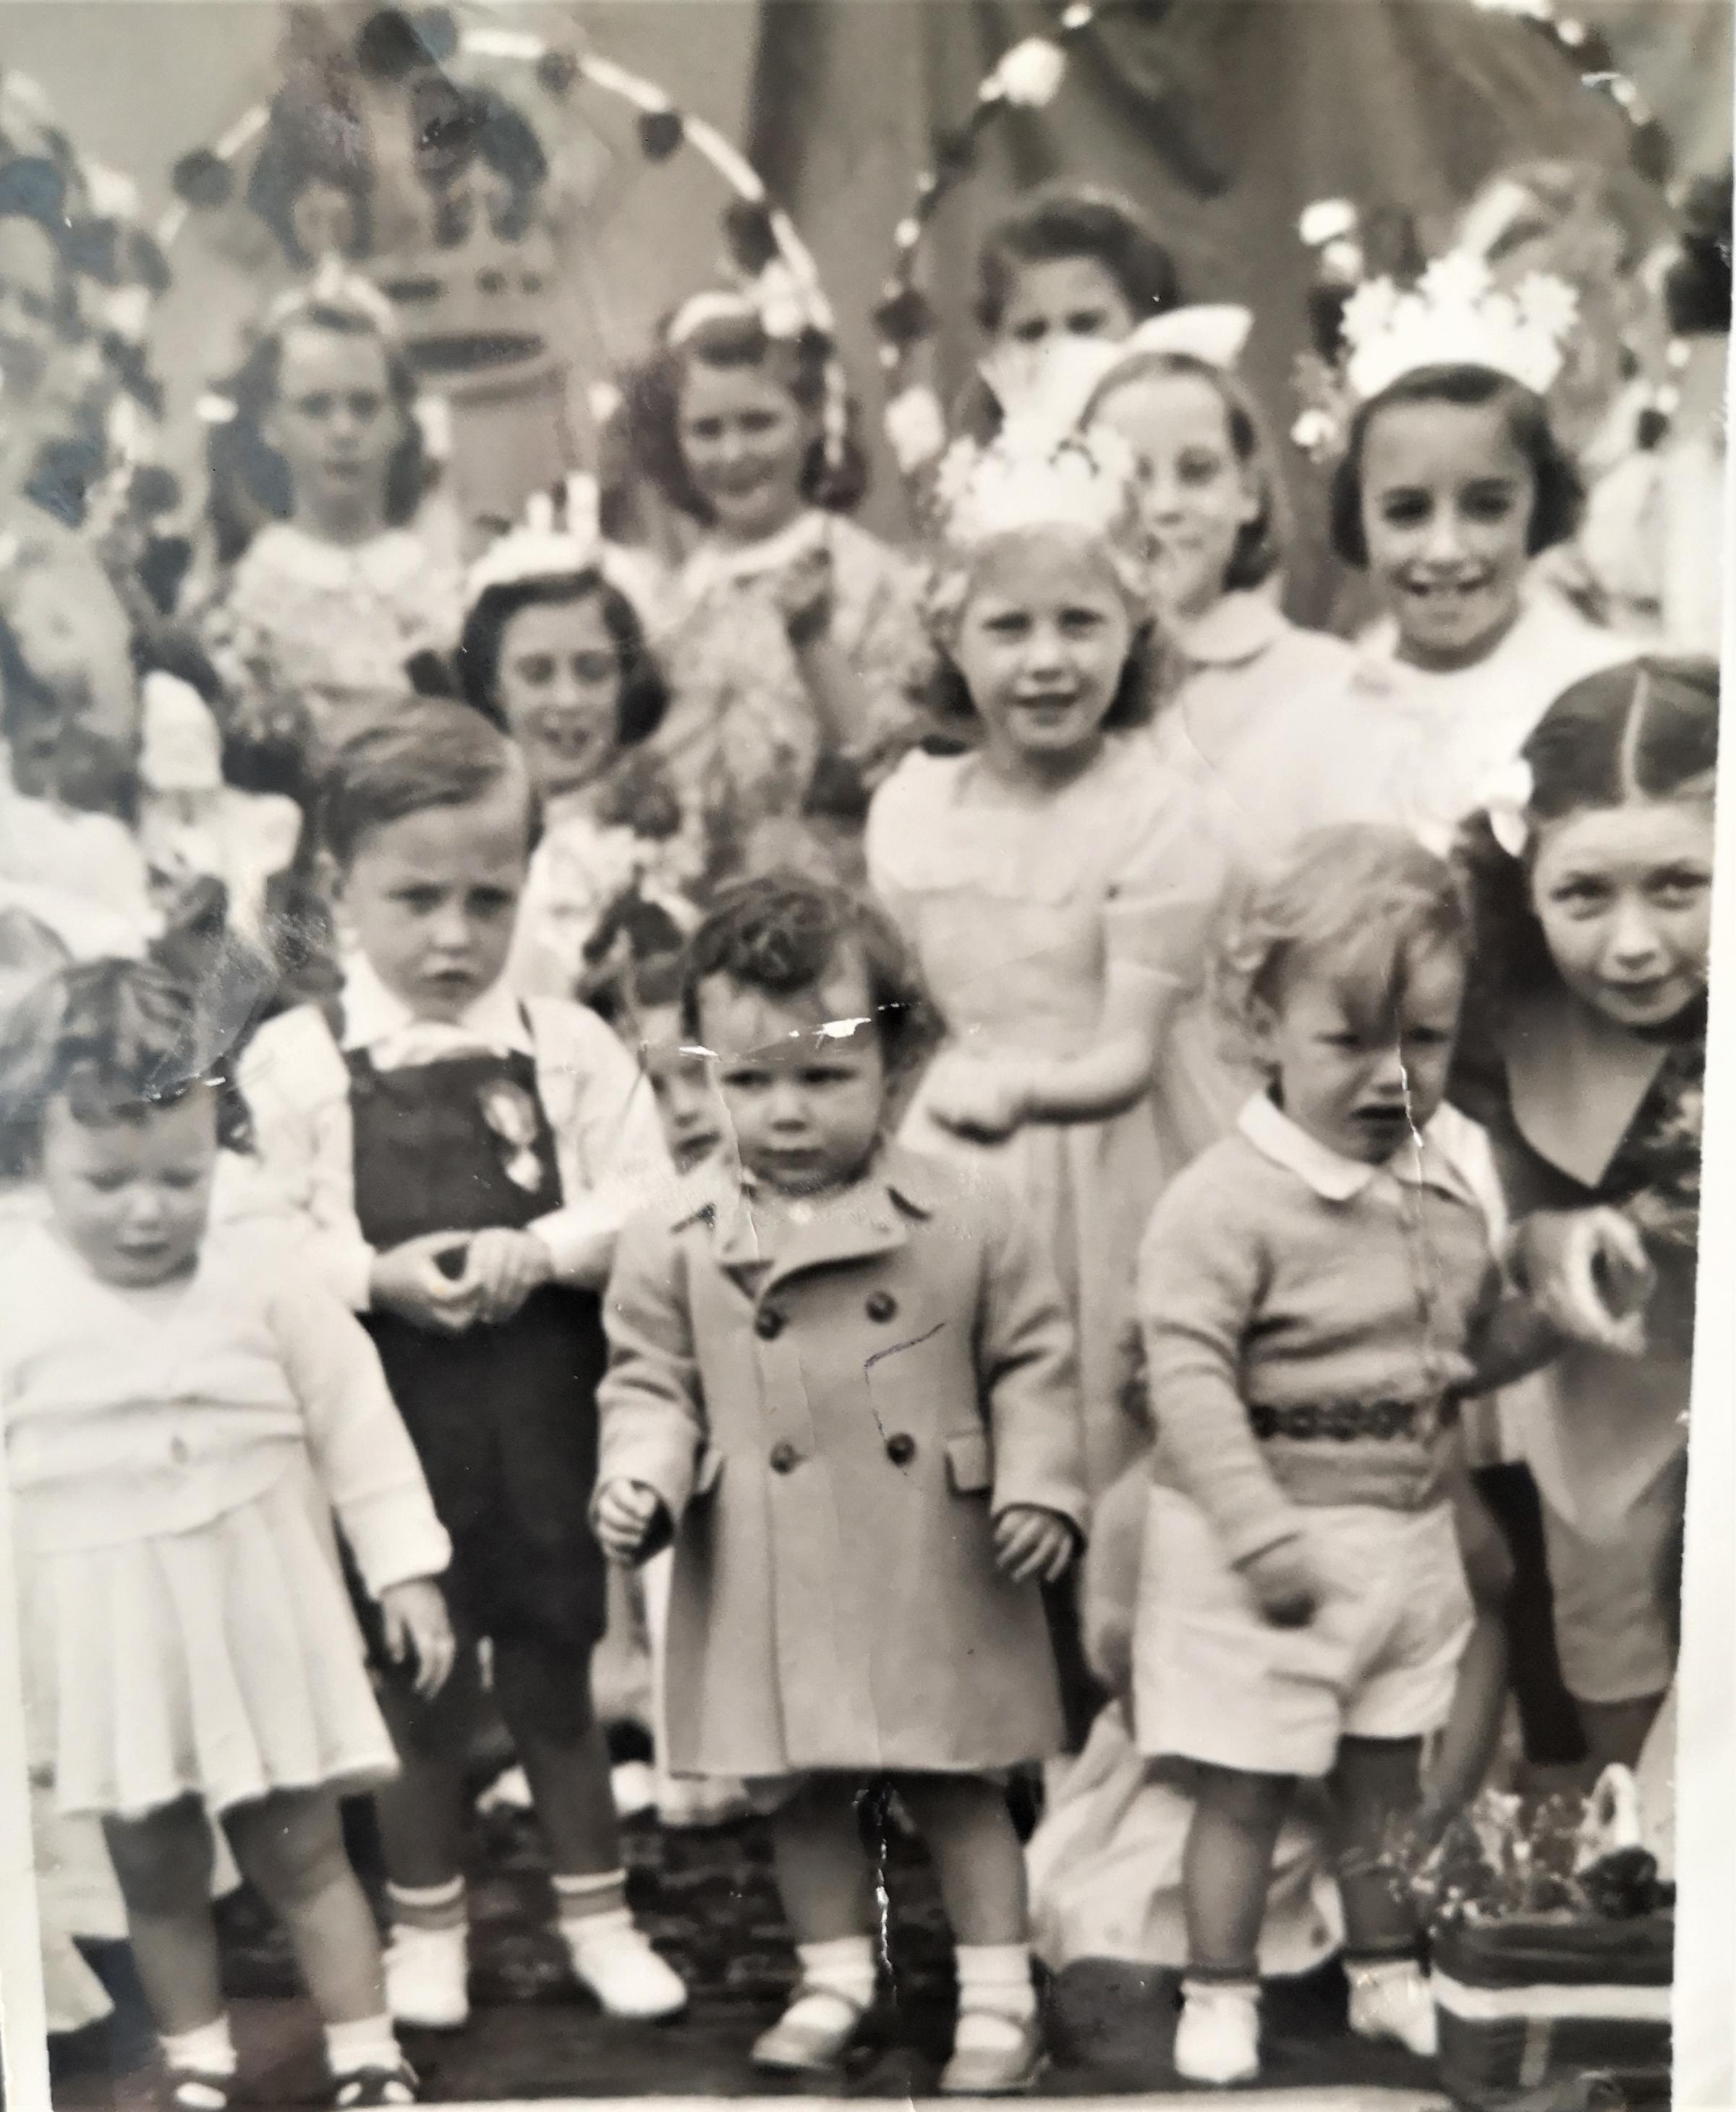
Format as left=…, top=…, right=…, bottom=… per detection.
left=1118, top=303, right=1254, bottom=372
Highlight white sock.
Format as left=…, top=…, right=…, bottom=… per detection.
left=554, top=1868, right=629, bottom=1930
left=386, top=1875, right=467, bottom=1930
left=955, top=1943, right=1037, bottom=2018
left=161, top=2016, right=237, bottom=2077
left=324, top=2014, right=401, bottom=2077
left=795, top=1933, right=876, bottom=2010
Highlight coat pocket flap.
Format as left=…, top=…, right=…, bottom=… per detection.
left=945, top=1431, right=993, bottom=1495
left=693, top=1447, right=726, bottom=1497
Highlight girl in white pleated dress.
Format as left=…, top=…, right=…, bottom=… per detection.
left=0, top=959, right=454, bottom=2112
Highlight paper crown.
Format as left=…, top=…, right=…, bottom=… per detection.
left=1340, top=251, right=1578, bottom=404
left=464, top=474, right=607, bottom=605
left=929, top=337, right=1146, bottom=563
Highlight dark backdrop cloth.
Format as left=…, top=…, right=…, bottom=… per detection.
left=745, top=0, right=1698, bottom=623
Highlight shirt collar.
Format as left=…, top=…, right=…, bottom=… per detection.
left=1175, top=589, right=1287, bottom=668
left=339, top=953, right=531, bottom=1057
left=1237, top=1090, right=1478, bottom=1206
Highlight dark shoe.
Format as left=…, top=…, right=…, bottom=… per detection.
left=332, top=2059, right=418, bottom=2107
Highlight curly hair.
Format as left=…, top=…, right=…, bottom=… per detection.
left=621, top=305, right=867, bottom=521
left=973, top=181, right=1180, bottom=333
left=456, top=571, right=668, bottom=749
left=0, top=957, right=251, bottom=1178
left=1214, top=823, right=1471, bottom=1065
left=1085, top=349, right=1290, bottom=594
left=1458, top=655, right=1720, bottom=1015
left=1329, top=365, right=1585, bottom=569
left=678, top=869, right=935, bottom=1083
left=319, top=697, right=534, bottom=870
left=212, top=298, right=427, bottom=549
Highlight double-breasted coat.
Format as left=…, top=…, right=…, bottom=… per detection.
left=595, top=1145, right=1087, bottom=1778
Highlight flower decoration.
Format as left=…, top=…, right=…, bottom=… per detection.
left=1468, top=0, right=1672, bottom=176
left=984, top=37, right=1069, bottom=109
left=477, top=1078, right=546, bottom=1194
left=1474, top=754, right=1536, bottom=859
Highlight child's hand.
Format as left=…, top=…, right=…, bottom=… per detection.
left=773, top=542, right=835, bottom=650
left=1240, top=1538, right=1322, bottom=1628
left=994, top=1504, right=1078, bottom=1584
left=923, top=1050, right=1033, bottom=1143
left=594, top=1478, right=667, bottom=1565
left=378, top=1577, right=456, bottom=1699
left=370, top=1234, right=480, bottom=1334
left=1515, top=1207, right=1654, bottom=1357
left=454, top=1228, right=556, bottom=1327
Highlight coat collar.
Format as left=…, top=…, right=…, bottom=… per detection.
left=672, top=1141, right=945, bottom=1289
left=1502, top=987, right=1672, bottom=1190
left=1238, top=1090, right=1480, bottom=1207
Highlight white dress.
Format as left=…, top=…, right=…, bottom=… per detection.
left=867, top=736, right=1212, bottom=1500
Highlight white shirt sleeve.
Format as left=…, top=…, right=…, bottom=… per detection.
left=527, top=1000, right=673, bottom=1290
left=237, top=1009, right=378, bottom=1311
left=266, top=1269, right=451, bottom=1597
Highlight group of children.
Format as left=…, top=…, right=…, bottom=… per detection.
left=0, top=112, right=1722, bottom=2110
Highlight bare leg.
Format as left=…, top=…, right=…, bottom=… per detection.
left=370, top=1647, right=481, bottom=1890
left=768, top=1777, right=875, bottom=1943
left=895, top=1774, right=1027, bottom=1944
left=1577, top=1694, right=1665, bottom=1771
left=226, top=1788, right=385, bottom=2026
left=1183, top=1766, right=1293, bottom=1977
left=102, top=1799, right=222, bottom=2038
left=493, top=1636, right=620, bottom=1879
left=1331, top=1736, right=1424, bottom=1954
left=1420, top=1614, right=1510, bottom=1841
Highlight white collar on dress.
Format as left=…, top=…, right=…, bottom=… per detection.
left=680, top=508, right=827, bottom=598
left=1238, top=1089, right=1478, bottom=1206
left=1173, top=588, right=1287, bottom=668
left=248, top=522, right=425, bottom=593
left=339, top=951, right=531, bottom=1062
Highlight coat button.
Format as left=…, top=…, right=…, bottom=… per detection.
left=770, top=1441, right=799, bottom=1474
left=756, top=1306, right=786, bottom=1340
left=885, top=1433, right=916, bottom=1466
left=866, top=1291, right=898, bottom=1323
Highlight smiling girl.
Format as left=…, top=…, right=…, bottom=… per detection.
left=624, top=291, right=932, bottom=890
left=1453, top=657, right=1716, bottom=1771
left=867, top=413, right=1207, bottom=1504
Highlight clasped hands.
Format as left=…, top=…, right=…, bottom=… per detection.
left=370, top=1228, right=556, bottom=1333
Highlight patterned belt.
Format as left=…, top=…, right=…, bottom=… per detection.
left=1247, top=1396, right=1458, bottom=1444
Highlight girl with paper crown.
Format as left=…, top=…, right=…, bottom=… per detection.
left=867, top=346, right=1215, bottom=1508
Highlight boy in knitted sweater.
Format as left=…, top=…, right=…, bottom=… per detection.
left=1132, top=827, right=1560, bottom=2087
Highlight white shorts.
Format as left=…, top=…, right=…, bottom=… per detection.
left=1133, top=1486, right=1473, bottom=1779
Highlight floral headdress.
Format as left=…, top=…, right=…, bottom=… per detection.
left=463, top=472, right=652, bottom=618
left=924, top=337, right=1148, bottom=619
left=1291, top=201, right=1580, bottom=461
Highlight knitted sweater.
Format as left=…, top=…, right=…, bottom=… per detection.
left=1139, top=1095, right=1518, bottom=1564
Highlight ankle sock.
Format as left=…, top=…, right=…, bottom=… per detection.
left=324, top=2014, right=401, bottom=2077
left=955, top=1943, right=1037, bottom=2019
left=554, top=1868, right=629, bottom=1930
left=161, top=2017, right=237, bottom=2078
left=386, top=1875, right=467, bottom=1933
left=795, top=1933, right=877, bottom=2011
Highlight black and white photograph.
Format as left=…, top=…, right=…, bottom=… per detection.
left=0, top=4, right=1729, bottom=2108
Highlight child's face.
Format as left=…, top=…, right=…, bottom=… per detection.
left=997, top=256, right=1137, bottom=349
left=495, top=595, right=624, bottom=804
left=694, top=953, right=886, bottom=1196
left=265, top=323, right=402, bottom=538
left=1261, top=938, right=1467, bottom=1164
left=1092, top=370, right=1261, bottom=621
left=338, top=780, right=532, bottom=1022
left=952, top=530, right=1133, bottom=772
left=677, top=357, right=812, bottom=544
left=1529, top=799, right=1714, bottom=1030
left=0, top=216, right=60, bottom=403
left=635, top=998, right=728, bottom=1173
left=1358, top=393, right=1536, bottom=672
left=39, top=1088, right=218, bottom=1288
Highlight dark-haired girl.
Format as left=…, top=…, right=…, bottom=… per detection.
left=0, top=958, right=454, bottom=2108
left=455, top=521, right=699, bottom=1001
left=197, top=275, right=460, bottom=769
left=1324, top=358, right=1636, bottom=848
left=624, top=290, right=932, bottom=890
left=1453, top=655, right=1716, bottom=1768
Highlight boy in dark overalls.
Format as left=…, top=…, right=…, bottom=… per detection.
left=242, top=700, right=685, bottom=2031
